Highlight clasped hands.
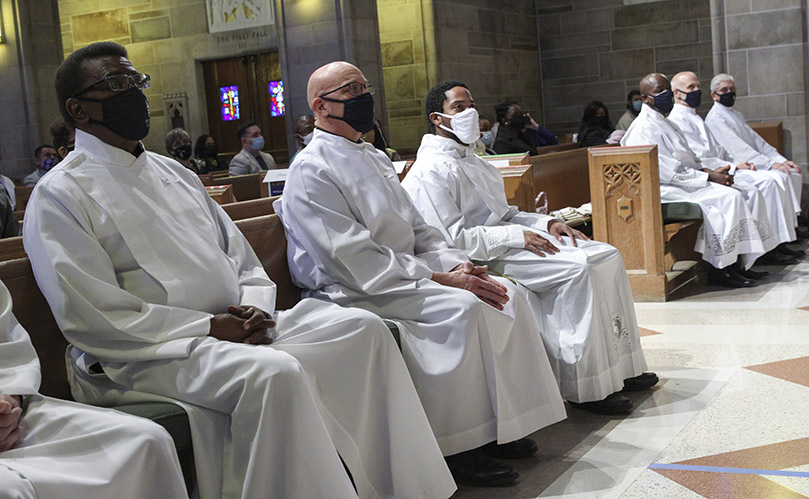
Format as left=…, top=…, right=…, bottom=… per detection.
left=0, top=394, right=23, bottom=451
left=209, top=305, right=275, bottom=345
left=432, top=262, right=509, bottom=310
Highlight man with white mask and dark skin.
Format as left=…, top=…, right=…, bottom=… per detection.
left=403, top=80, right=656, bottom=416
left=24, top=41, right=456, bottom=499
left=289, top=113, right=315, bottom=164
left=621, top=73, right=774, bottom=287
left=277, top=61, right=567, bottom=488
left=705, top=73, right=806, bottom=239
left=668, top=71, right=802, bottom=265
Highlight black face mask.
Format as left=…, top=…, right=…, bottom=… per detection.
left=592, top=116, right=609, bottom=128
left=173, top=144, right=192, bottom=160
left=718, top=91, right=736, bottom=108
left=678, top=88, right=702, bottom=108
left=204, top=144, right=218, bottom=156
left=650, top=89, right=674, bottom=114
left=507, top=114, right=530, bottom=130
left=81, top=88, right=151, bottom=141
left=321, top=92, right=375, bottom=133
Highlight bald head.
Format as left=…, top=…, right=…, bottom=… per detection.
left=671, top=71, right=702, bottom=108
left=640, top=73, right=669, bottom=96
left=307, top=61, right=364, bottom=108
left=307, top=61, right=373, bottom=141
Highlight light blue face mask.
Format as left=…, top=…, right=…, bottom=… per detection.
left=480, top=130, right=494, bottom=148
left=632, top=100, right=643, bottom=112
left=250, top=136, right=265, bottom=151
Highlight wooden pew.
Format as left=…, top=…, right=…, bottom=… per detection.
left=15, top=186, right=34, bottom=211
left=529, top=148, right=590, bottom=212
left=749, top=121, right=784, bottom=155
left=221, top=196, right=279, bottom=221
left=588, top=145, right=702, bottom=301
left=212, top=173, right=264, bottom=202
left=535, top=141, right=580, bottom=155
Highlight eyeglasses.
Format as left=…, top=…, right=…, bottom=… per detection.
left=74, top=73, right=151, bottom=97
left=319, top=81, right=374, bottom=98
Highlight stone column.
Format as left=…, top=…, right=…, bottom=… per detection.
left=275, top=0, right=385, bottom=152
left=0, top=0, right=62, bottom=180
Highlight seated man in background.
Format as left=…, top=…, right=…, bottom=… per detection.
left=25, top=41, right=455, bottom=499
left=705, top=73, right=805, bottom=233
left=492, top=100, right=557, bottom=155
left=24, top=145, right=58, bottom=187
left=278, top=61, right=567, bottom=488
left=289, top=113, right=314, bottom=164
left=50, top=117, right=75, bottom=162
left=0, top=183, right=19, bottom=238
left=668, top=71, right=801, bottom=265
left=228, top=121, right=277, bottom=175
left=0, top=279, right=188, bottom=498
left=615, top=90, right=643, bottom=131
left=403, top=80, right=655, bottom=415
left=621, top=73, right=773, bottom=287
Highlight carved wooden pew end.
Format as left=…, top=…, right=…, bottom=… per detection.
left=588, top=145, right=703, bottom=302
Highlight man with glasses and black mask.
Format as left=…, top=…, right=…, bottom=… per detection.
left=621, top=73, right=774, bottom=288
left=24, top=41, right=456, bottom=499
left=277, top=61, right=566, bottom=489
left=706, top=73, right=805, bottom=238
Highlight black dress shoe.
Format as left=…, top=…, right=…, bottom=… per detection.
left=569, top=393, right=633, bottom=414
left=736, top=267, right=769, bottom=280
left=445, top=450, right=519, bottom=487
left=707, top=267, right=757, bottom=288
left=481, top=438, right=539, bottom=460
left=777, top=244, right=806, bottom=258
left=758, top=251, right=798, bottom=265
left=796, top=227, right=809, bottom=240
left=623, top=372, right=659, bottom=391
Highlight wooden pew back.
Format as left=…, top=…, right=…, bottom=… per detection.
left=529, top=147, right=590, bottom=212
left=212, top=173, right=264, bottom=202
left=15, top=186, right=34, bottom=212
left=234, top=215, right=302, bottom=311
left=222, top=196, right=279, bottom=221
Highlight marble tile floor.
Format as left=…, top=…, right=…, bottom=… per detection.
left=453, top=241, right=809, bottom=498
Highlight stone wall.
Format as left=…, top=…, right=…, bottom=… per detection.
left=0, top=0, right=63, bottom=181
left=712, top=0, right=809, bottom=165
left=537, top=0, right=713, bottom=133
left=378, top=0, right=542, bottom=150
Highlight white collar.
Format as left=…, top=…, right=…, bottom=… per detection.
left=74, top=129, right=146, bottom=168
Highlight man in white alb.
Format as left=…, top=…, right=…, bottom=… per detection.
left=668, top=71, right=801, bottom=266
left=0, top=279, right=189, bottom=499
left=277, top=61, right=566, bottom=488
left=621, top=73, right=773, bottom=287
left=705, top=72, right=806, bottom=239
left=402, top=80, right=656, bottom=415
left=23, top=42, right=455, bottom=499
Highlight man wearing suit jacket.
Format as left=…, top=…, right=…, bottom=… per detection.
left=229, top=122, right=277, bottom=175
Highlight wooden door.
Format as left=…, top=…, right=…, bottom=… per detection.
left=202, top=51, right=288, bottom=164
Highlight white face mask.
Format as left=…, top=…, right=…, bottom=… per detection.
left=480, top=130, right=494, bottom=148
left=302, top=131, right=313, bottom=146
left=435, top=107, right=480, bottom=145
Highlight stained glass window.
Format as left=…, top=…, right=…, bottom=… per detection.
left=268, top=80, right=285, bottom=117
left=220, top=86, right=240, bottom=121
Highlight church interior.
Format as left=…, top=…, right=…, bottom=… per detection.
left=2, top=0, right=809, bottom=497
